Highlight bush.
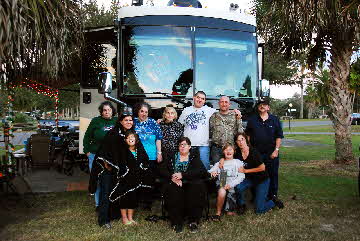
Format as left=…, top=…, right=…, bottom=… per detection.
left=14, top=113, right=32, bottom=123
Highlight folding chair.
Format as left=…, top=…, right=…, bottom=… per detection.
left=28, top=134, right=54, bottom=169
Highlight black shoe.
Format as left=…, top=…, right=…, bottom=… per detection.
left=172, top=224, right=183, bottom=233
left=189, top=223, right=198, bottom=233
left=238, top=204, right=246, bottom=215
left=272, top=196, right=284, bottom=209
left=102, top=223, right=112, bottom=229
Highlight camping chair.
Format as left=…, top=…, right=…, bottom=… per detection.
left=28, top=134, right=54, bottom=169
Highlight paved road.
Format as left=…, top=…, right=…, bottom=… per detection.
left=0, top=132, right=36, bottom=147
left=281, top=120, right=332, bottom=127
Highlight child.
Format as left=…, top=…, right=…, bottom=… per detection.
left=209, top=143, right=245, bottom=220
left=119, top=130, right=152, bottom=225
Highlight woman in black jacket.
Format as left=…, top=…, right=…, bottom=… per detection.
left=159, top=137, right=208, bottom=233
left=89, top=107, right=145, bottom=228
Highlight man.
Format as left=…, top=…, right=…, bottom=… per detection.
left=178, top=91, right=216, bottom=170
left=209, top=96, right=244, bottom=165
left=245, top=99, right=284, bottom=207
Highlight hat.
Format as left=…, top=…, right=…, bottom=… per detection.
left=120, top=106, right=133, bottom=116
left=256, top=99, right=270, bottom=106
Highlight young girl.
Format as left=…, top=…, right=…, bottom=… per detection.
left=118, top=130, right=152, bottom=225
left=209, top=143, right=245, bottom=220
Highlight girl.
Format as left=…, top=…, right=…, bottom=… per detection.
left=209, top=143, right=245, bottom=220
left=119, top=130, right=153, bottom=225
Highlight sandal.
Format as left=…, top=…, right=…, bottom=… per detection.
left=211, top=215, right=221, bottom=222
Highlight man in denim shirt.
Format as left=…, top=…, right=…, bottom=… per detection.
left=245, top=99, right=284, bottom=208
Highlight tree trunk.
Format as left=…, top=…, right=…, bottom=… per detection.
left=300, top=80, right=304, bottom=119
left=329, top=38, right=354, bottom=164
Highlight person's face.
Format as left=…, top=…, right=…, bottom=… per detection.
left=165, top=109, right=176, bottom=122
left=179, top=141, right=191, bottom=155
left=219, top=96, right=231, bottom=112
left=102, top=105, right=113, bottom=119
left=138, top=106, right=149, bottom=122
left=125, top=134, right=136, bottom=147
left=223, top=146, right=235, bottom=159
left=193, top=93, right=206, bottom=108
left=258, top=103, right=270, bottom=114
left=120, top=116, right=133, bottom=130
left=236, top=135, right=248, bottom=149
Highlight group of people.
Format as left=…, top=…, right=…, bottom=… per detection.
left=84, top=91, right=284, bottom=233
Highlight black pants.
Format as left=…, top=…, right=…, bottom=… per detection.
left=163, top=181, right=206, bottom=226
left=261, top=154, right=280, bottom=198
left=98, top=169, right=112, bottom=226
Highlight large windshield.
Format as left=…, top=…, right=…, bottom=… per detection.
left=195, top=28, right=258, bottom=97
left=123, top=26, right=193, bottom=96
left=123, top=25, right=258, bottom=98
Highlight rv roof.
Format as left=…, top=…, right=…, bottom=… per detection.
left=118, top=6, right=256, bottom=26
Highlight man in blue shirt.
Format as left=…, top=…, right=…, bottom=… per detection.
left=245, top=99, right=284, bottom=208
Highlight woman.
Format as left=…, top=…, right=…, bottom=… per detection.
left=134, top=103, right=163, bottom=165
left=119, top=130, right=153, bottom=225
left=134, top=103, right=163, bottom=209
left=83, top=101, right=117, bottom=209
left=88, top=107, right=135, bottom=228
left=159, top=137, right=207, bottom=233
left=233, top=132, right=278, bottom=214
left=159, top=106, right=184, bottom=157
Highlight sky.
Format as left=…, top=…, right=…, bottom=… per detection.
left=92, top=0, right=300, bottom=99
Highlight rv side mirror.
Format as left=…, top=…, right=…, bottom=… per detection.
left=98, top=72, right=112, bottom=94
left=260, top=79, right=270, bottom=97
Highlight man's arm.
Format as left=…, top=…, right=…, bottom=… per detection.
left=270, top=138, right=282, bottom=159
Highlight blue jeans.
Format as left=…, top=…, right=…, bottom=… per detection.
left=235, top=178, right=275, bottom=214
left=262, top=154, right=279, bottom=198
left=88, top=153, right=100, bottom=207
left=195, top=146, right=210, bottom=170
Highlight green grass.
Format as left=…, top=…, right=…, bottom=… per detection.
left=1, top=136, right=360, bottom=240
left=287, top=118, right=330, bottom=122
left=0, top=145, right=24, bottom=156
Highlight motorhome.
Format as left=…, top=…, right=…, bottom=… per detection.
left=79, top=0, right=269, bottom=153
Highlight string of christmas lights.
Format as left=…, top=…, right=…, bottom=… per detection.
left=11, top=78, right=60, bottom=128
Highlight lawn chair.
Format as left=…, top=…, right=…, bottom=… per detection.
left=28, top=134, right=54, bottom=169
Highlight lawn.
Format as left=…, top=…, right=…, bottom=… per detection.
left=0, top=135, right=359, bottom=240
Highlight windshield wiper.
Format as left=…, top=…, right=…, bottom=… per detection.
left=153, top=92, right=190, bottom=105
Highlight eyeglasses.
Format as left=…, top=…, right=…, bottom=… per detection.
left=179, top=143, right=189, bottom=147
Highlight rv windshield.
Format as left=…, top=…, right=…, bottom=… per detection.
left=195, top=28, right=258, bottom=98
left=123, top=26, right=193, bottom=96
left=123, top=25, right=257, bottom=98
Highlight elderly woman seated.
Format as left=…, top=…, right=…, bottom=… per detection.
left=158, top=137, right=208, bottom=233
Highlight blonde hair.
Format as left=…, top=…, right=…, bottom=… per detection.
left=162, top=107, right=178, bottom=121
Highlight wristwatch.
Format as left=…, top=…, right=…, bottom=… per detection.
left=275, top=148, right=280, bottom=151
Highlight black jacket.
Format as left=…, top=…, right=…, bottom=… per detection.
left=158, top=149, right=208, bottom=184
left=89, top=126, right=152, bottom=202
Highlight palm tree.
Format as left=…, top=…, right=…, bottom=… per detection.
left=0, top=0, right=83, bottom=84
left=255, top=0, right=360, bottom=163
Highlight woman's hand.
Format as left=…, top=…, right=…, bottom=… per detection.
left=210, top=172, right=219, bottom=178
left=171, top=176, right=182, bottom=187
left=219, top=158, right=225, bottom=169
left=172, top=172, right=182, bottom=180
left=104, top=162, right=112, bottom=171
left=224, top=184, right=231, bottom=190
left=86, top=152, right=91, bottom=157
left=238, top=166, right=246, bottom=173
left=157, top=153, right=162, bottom=163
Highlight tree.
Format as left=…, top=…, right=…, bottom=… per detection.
left=255, top=0, right=360, bottom=163
left=0, top=0, right=82, bottom=82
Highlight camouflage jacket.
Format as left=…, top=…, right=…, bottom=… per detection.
left=209, top=111, right=244, bottom=147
